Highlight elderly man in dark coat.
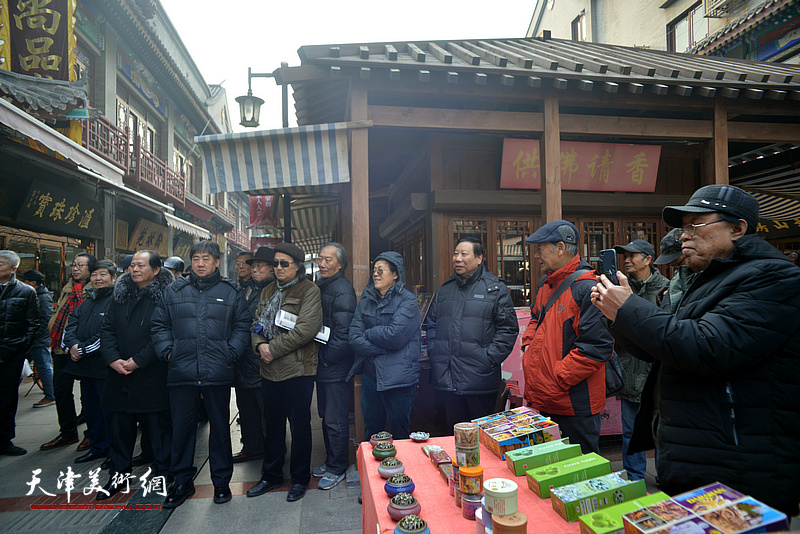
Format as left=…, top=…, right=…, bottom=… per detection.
left=97, top=250, right=173, bottom=500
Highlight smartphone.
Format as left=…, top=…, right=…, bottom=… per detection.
left=599, top=249, right=619, bottom=285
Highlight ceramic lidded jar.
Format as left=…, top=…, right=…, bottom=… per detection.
left=387, top=492, right=421, bottom=521
left=384, top=473, right=415, bottom=497
left=394, top=515, right=430, bottom=534
left=370, top=431, right=393, bottom=448
left=378, top=457, right=405, bottom=479
left=372, top=440, right=398, bottom=461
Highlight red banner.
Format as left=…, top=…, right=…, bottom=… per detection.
left=500, top=139, right=661, bottom=192
left=249, top=195, right=277, bottom=228
left=251, top=237, right=281, bottom=253
left=9, top=0, right=72, bottom=80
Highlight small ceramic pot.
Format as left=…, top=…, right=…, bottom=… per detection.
left=394, top=515, right=430, bottom=534
left=387, top=492, right=421, bottom=521
left=378, top=457, right=405, bottom=479
left=372, top=441, right=397, bottom=460
left=370, top=431, right=393, bottom=448
left=385, top=473, right=415, bottom=497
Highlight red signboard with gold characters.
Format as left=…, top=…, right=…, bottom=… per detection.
left=7, top=0, right=76, bottom=81
left=500, top=139, right=661, bottom=192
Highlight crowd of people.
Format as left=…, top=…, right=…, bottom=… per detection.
left=0, top=184, right=798, bottom=518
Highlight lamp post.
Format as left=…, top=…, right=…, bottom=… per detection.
left=235, top=66, right=289, bottom=128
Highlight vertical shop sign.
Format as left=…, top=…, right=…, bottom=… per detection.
left=9, top=0, right=74, bottom=80
left=249, top=195, right=277, bottom=228
left=17, top=182, right=102, bottom=238
left=500, top=139, right=661, bottom=192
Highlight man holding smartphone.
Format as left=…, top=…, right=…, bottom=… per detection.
left=521, top=220, right=615, bottom=455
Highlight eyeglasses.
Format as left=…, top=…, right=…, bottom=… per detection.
left=272, top=260, right=293, bottom=268
left=71, top=263, right=88, bottom=269
left=372, top=268, right=388, bottom=275
left=235, top=262, right=249, bottom=267
left=681, top=219, right=725, bottom=237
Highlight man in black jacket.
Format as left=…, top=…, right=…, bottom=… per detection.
left=428, top=237, right=519, bottom=428
left=232, top=246, right=274, bottom=463
left=313, top=242, right=356, bottom=490
left=63, top=260, right=116, bottom=466
left=151, top=240, right=251, bottom=508
left=97, top=250, right=173, bottom=501
left=19, top=270, right=55, bottom=408
left=0, top=250, right=39, bottom=456
left=593, top=185, right=800, bottom=517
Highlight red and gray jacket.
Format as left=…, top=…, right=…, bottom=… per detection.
left=522, top=254, right=613, bottom=416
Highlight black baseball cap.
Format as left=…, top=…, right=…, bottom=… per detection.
left=525, top=220, right=579, bottom=245
left=654, top=229, right=683, bottom=265
left=19, top=269, right=44, bottom=284
left=662, top=185, right=759, bottom=234
left=613, top=239, right=655, bottom=259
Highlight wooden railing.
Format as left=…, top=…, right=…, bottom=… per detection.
left=227, top=227, right=250, bottom=250
left=126, top=135, right=185, bottom=207
left=81, top=116, right=128, bottom=170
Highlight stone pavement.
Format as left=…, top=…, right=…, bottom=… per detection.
left=0, top=376, right=362, bottom=534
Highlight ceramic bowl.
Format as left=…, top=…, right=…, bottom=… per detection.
left=409, top=431, right=429, bottom=442
left=385, top=473, right=415, bottom=497
left=387, top=492, right=421, bottom=521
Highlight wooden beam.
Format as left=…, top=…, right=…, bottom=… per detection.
left=329, top=46, right=340, bottom=58
left=461, top=41, right=508, bottom=67
left=578, top=80, right=594, bottom=92
left=359, top=46, right=369, bottom=59
left=766, top=89, right=787, bottom=101
left=360, top=67, right=370, bottom=79
left=447, top=42, right=481, bottom=65
left=674, top=85, right=693, bottom=97
left=541, top=90, right=562, bottom=222
left=427, top=43, right=453, bottom=64
left=330, top=66, right=341, bottom=78
left=447, top=72, right=458, bottom=84
left=698, top=87, right=717, bottom=98
left=385, top=44, right=398, bottom=61
left=346, top=83, right=370, bottom=302
left=474, top=73, right=487, bottom=85
left=744, top=88, right=764, bottom=100
left=721, top=87, right=739, bottom=99
left=712, top=97, right=728, bottom=185
left=389, top=69, right=400, bottom=81
left=527, top=76, right=542, bottom=88
left=728, top=121, right=800, bottom=143
left=407, top=43, right=426, bottom=62
left=650, top=84, right=669, bottom=96
left=479, top=40, right=532, bottom=68
left=418, top=70, right=430, bottom=82
left=603, top=81, right=619, bottom=94
left=500, top=75, right=515, bottom=87
left=628, top=83, right=644, bottom=94
left=553, top=78, right=568, bottom=90
left=560, top=113, right=712, bottom=140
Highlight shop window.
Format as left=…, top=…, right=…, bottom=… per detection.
left=392, top=224, right=426, bottom=292
left=571, top=11, right=587, bottom=42
left=625, top=221, right=659, bottom=247
left=582, top=220, right=616, bottom=273
left=116, top=89, right=162, bottom=159
left=667, top=2, right=709, bottom=52
left=497, top=220, right=532, bottom=307
left=174, top=144, right=201, bottom=197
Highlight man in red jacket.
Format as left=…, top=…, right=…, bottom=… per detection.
left=521, top=220, right=615, bottom=455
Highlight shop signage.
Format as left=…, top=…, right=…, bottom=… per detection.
left=252, top=237, right=281, bottom=252
left=115, top=220, right=129, bottom=249
left=127, top=218, right=169, bottom=257
left=249, top=195, right=277, bottom=228
left=8, top=0, right=73, bottom=80
left=756, top=218, right=800, bottom=239
left=500, top=139, right=661, bottom=192
left=18, top=182, right=102, bottom=238
left=173, top=237, right=192, bottom=261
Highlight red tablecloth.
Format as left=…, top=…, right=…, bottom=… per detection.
left=358, top=436, right=581, bottom=533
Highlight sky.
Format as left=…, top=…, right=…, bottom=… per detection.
left=159, top=0, right=538, bottom=132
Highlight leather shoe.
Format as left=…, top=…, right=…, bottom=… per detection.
left=131, top=454, right=153, bottom=467
left=40, top=434, right=79, bottom=451
left=75, top=452, right=106, bottom=463
left=286, top=483, right=307, bottom=502
left=163, top=482, right=195, bottom=509
left=246, top=479, right=282, bottom=497
left=101, top=458, right=112, bottom=470
left=232, top=451, right=262, bottom=464
left=76, top=436, right=91, bottom=452
left=0, top=444, right=27, bottom=456
left=213, top=487, right=232, bottom=504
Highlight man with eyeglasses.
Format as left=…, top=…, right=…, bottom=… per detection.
left=592, top=185, right=800, bottom=517
left=41, top=253, right=96, bottom=452
left=235, top=251, right=256, bottom=293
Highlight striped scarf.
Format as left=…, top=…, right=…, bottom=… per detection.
left=50, top=280, right=85, bottom=351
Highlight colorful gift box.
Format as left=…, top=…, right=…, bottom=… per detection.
left=670, top=482, right=744, bottom=514
left=578, top=491, right=670, bottom=534
left=550, top=471, right=647, bottom=522
left=473, top=407, right=561, bottom=460
left=505, top=438, right=581, bottom=476
left=698, top=497, right=789, bottom=533
left=525, top=452, right=612, bottom=499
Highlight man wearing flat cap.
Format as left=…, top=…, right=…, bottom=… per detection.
left=521, top=220, right=615, bottom=455
left=610, top=239, right=668, bottom=481
left=592, top=185, right=800, bottom=516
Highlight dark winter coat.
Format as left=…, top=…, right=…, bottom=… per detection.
left=0, top=274, right=39, bottom=360
left=611, top=234, right=800, bottom=516
left=100, top=270, right=172, bottom=413
left=251, top=276, right=322, bottom=382
left=428, top=264, right=519, bottom=396
left=235, top=276, right=273, bottom=390
left=347, top=252, right=421, bottom=392
left=63, top=286, right=114, bottom=380
left=31, top=285, right=53, bottom=349
left=151, top=270, right=251, bottom=387
left=316, top=271, right=356, bottom=383
left=615, top=269, right=669, bottom=402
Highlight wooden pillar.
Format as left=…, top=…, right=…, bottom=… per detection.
left=541, top=90, right=562, bottom=221
left=712, top=97, right=729, bottom=185
left=347, top=82, right=370, bottom=450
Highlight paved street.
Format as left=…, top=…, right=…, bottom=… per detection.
left=0, top=377, right=362, bottom=534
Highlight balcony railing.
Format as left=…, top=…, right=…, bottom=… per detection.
left=81, top=116, right=128, bottom=170
left=125, top=135, right=185, bottom=207
left=226, top=227, right=251, bottom=250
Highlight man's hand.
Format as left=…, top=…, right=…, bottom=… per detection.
left=69, top=344, right=81, bottom=361
left=591, top=271, right=633, bottom=321
left=258, top=343, right=274, bottom=364
left=122, top=358, right=140, bottom=372
left=109, top=359, right=131, bottom=375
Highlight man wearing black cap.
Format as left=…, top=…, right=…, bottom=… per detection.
left=18, top=270, right=55, bottom=408
left=521, top=220, right=615, bottom=455
left=592, top=185, right=800, bottom=516
left=610, top=239, right=668, bottom=481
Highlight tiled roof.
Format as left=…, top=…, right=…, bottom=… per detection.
left=690, top=0, right=796, bottom=55
left=0, top=69, right=89, bottom=117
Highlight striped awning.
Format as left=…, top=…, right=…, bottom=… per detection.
left=732, top=164, right=800, bottom=221
left=194, top=122, right=351, bottom=195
